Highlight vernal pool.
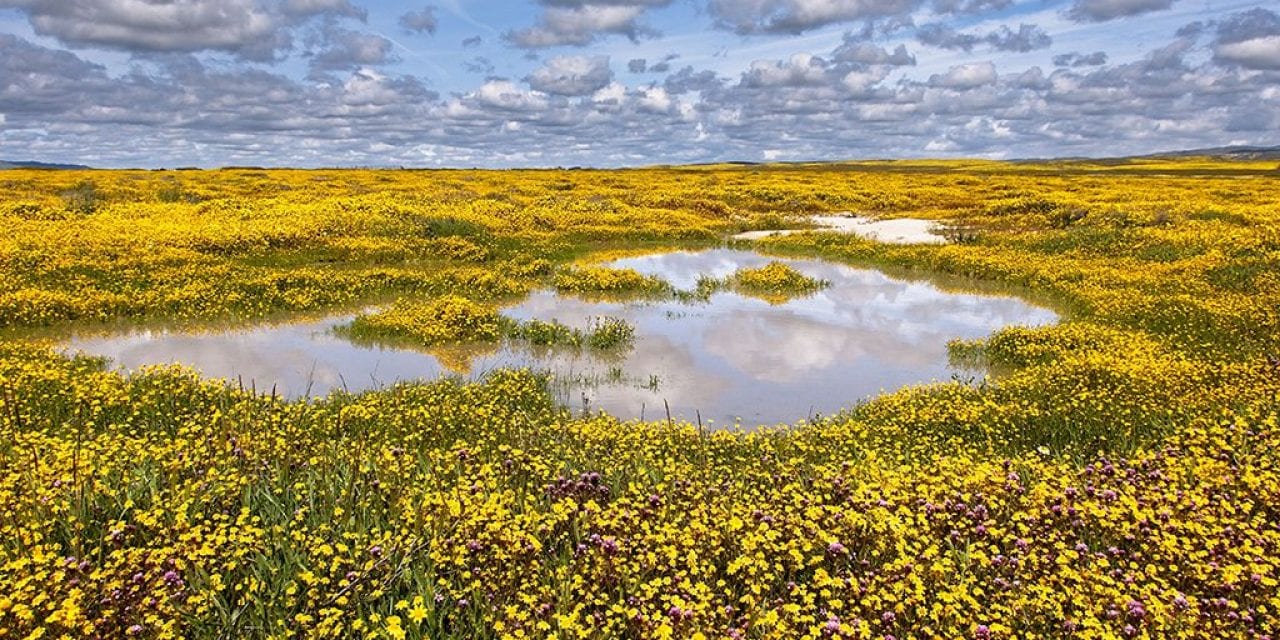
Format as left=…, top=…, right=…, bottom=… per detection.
left=59, top=250, right=1059, bottom=427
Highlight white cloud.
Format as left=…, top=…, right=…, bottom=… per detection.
left=0, top=0, right=365, bottom=60
left=340, top=69, right=405, bottom=106
left=842, top=66, right=890, bottom=93
left=308, top=27, right=396, bottom=72
left=709, top=0, right=924, bottom=34
left=1211, top=9, right=1280, bottom=70
left=742, top=53, right=829, bottom=87
left=399, top=6, right=439, bottom=34
left=636, top=85, right=673, bottom=113
left=929, top=61, right=997, bottom=89
left=506, top=1, right=671, bottom=48
left=24, top=0, right=280, bottom=57
left=473, top=80, right=551, bottom=112
left=1066, top=0, right=1173, bottom=22
left=527, top=55, right=615, bottom=96
left=832, top=41, right=916, bottom=66
left=1214, top=36, right=1280, bottom=70
left=284, top=0, right=365, bottom=20
left=591, top=81, right=628, bottom=105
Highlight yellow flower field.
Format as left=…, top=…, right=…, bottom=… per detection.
left=1, top=159, right=1278, bottom=638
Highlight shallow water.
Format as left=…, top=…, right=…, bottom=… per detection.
left=61, top=249, right=1057, bottom=426
left=731, top=214, right=947, bottom=244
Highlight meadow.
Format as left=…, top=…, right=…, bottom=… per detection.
left=1, top=159, right=1278, bottom=638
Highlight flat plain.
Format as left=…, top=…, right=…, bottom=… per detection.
left=1, top=159, right=1278, bottom=638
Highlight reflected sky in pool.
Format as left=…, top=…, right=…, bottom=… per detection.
left=62, top=250, right=1058, bottom=426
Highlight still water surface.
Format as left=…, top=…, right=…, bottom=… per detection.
left=62, top=250, right=1058, bottom=426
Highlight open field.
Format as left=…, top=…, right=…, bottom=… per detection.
left=1, top=159, right=1279, bottom=638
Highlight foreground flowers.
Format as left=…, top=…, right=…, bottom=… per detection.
left=1, top=349, right=1275, bottom=639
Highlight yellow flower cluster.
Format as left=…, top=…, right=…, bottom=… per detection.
left=342, top=296, right=639, bottom=367
left=552, top=266, right=672, bottom=298
left=727, top=261, right=830, bottom=304
left=1, top=159, right=1278, bottom=638
left=347, top=296, right=505, bottom=346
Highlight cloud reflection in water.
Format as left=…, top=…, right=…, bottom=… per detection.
left=64, top=250, right=1057, bottom=427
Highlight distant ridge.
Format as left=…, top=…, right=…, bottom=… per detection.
left=1136, top=145, right=1280, bottom=161
left=0, top=159, right=92, bottom=170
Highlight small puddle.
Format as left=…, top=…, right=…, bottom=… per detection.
left=56, top=250, right=1057, bottom=427
left=732, top=214, right=947, bottom=244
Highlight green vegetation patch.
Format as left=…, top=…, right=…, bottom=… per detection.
left=346, top=296, right=637, bottom=355
left=725, top=261, right=829, bottom=304
left=552, top=266, right=671, bottom=297
left=344, top=295, right=504, bottom=346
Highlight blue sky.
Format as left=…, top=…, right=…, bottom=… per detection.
left=0, top=0, right=1277, bottom=167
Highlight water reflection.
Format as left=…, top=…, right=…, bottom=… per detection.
left=61, top=249, right=1058, bottom=426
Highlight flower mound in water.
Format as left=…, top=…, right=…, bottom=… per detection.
left=728, top=261, right=830, bottom=304
left=347, top=295, right=504, bottom=345
left=553, top=266, right=672, bottom=297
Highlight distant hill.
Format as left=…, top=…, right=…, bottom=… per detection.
left=1135, top=145, right=1280, bottom=161
left=0, top=159, right=92, bottom=170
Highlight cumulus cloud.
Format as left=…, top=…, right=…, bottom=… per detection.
left=0, top=0, right=367, bottom=61
left=663, top=66, right=722, bottom=94
left=930, top=0, right=1011, bottom=14
left=399, top=6, right=438, bottom=35
left=1215, top=38, right=1280, bottom=71
left=986, top=24, right=1052, bottom=52
left=464, top=56, right=496, bottom=75
left=0, top=33, right=112, bottom=115
left=635, top=85, right=684, bottom=115
left=3, top=0, right=284, bottom=59
left=742, top=54, right=829, bottom=87
left=644, top=53, right=678, bottom=73
left=307, top=26, right=396, bottom=72
left=841, top=65, right=891, bottom=93
left=1066, top=0, right=1173, bottom=22
left=338, top=69, right=431, bottom=107
left=590, top=80, right=626, bottom=104
left=1209, top=12, right=1276, bottom=44
left=917, top=23, right=1051, bottom=52
left=1012, top=66, right=1049, bottom=89
left=929, top=61, right=997, bottom=89
left=916, top=23, right=979, bottom=50
left=1224, top=106, right=1279, bottom=133
left=283, top=0, right=365, bottom=20
left=708, top=0, right=925, bottom=34
left=526, top=55, right=614, bottom=95
left=0, top=32, right=434, bottom=144
left=1212, top=8, right=1280, bottom=70
left=471, top=80, right=551, bottom=112
left=505, top=0, right=671, bottom=48
left=831, top=39, right=916, bottom=65
left=707, top=0, right=1025, bottom=35
left=626, top=55, right=679, bottom=76
left=1053, top=51, right=1109, bottom=67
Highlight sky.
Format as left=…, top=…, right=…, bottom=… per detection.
left=0, top=0, right=1277, bottom=167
